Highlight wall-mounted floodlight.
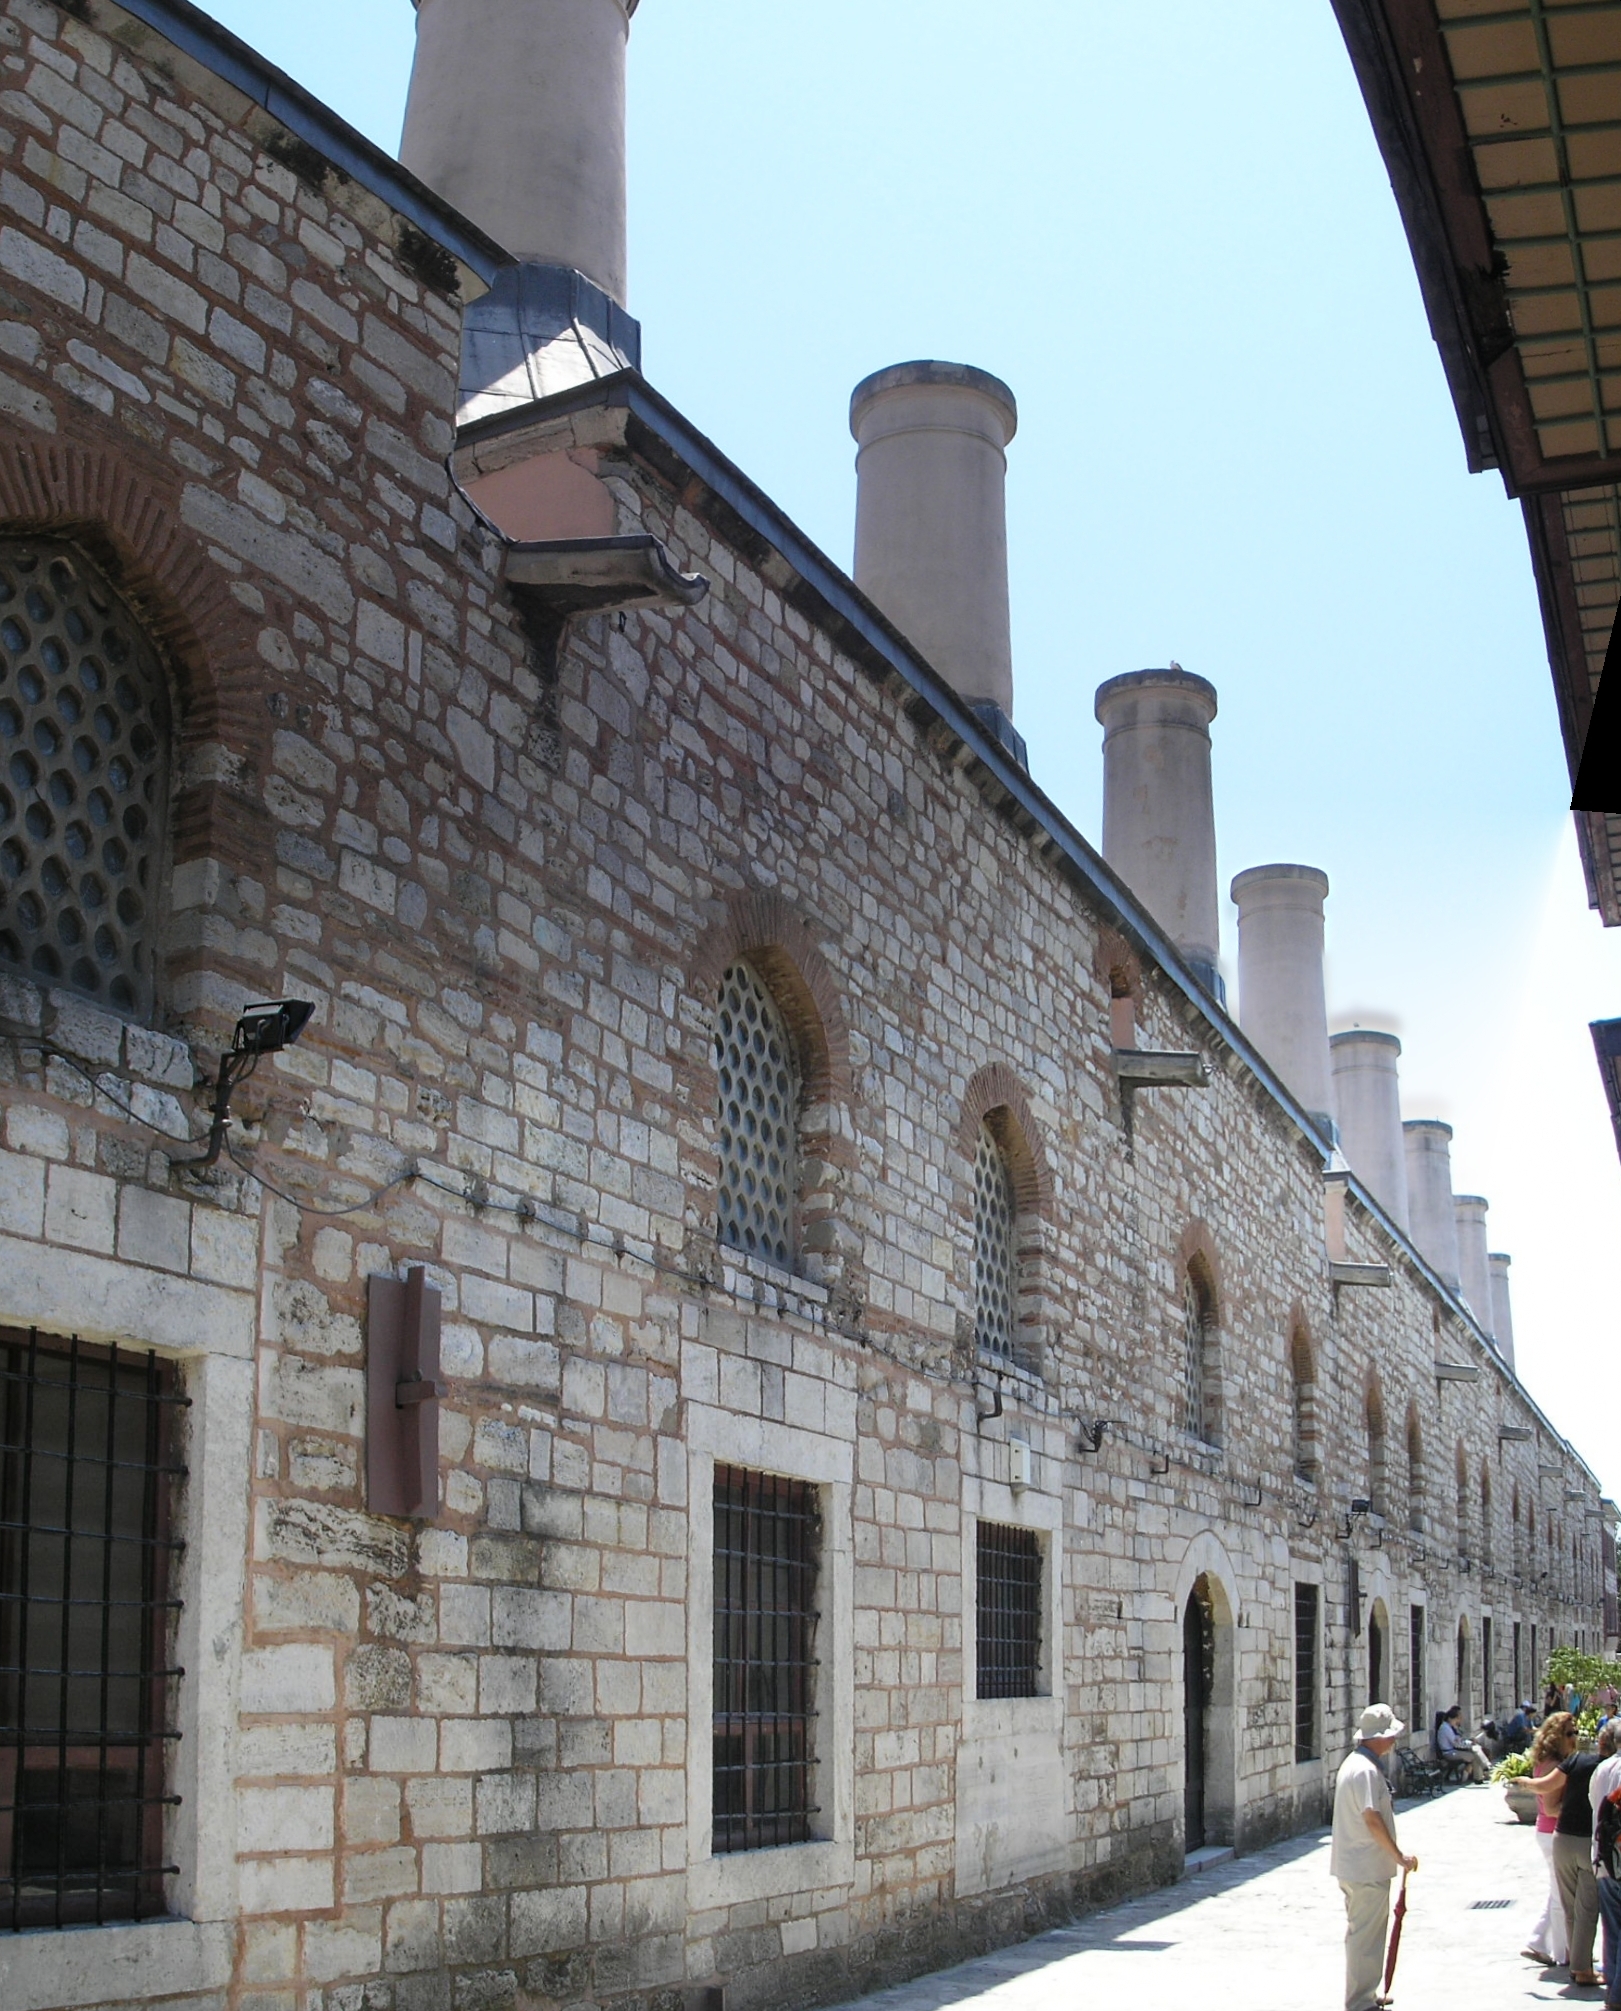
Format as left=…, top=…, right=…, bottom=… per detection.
left=1539, top=1464, right=1563, bottom=1479
left=1434, top=1362, right=1480, bottom=1382
left=182, top=999, right=316, bottom=1167
left=1565, top=1488, right=1587, bottom=1504
left=1498, top=1426, right=1534, bottom=1442
left=232, top=1000, right=315, bottom=1055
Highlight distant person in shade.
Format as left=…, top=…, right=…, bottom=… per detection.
left=1332, top=1704, right=1418, bottom=2011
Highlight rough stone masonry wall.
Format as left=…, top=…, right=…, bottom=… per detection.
left=0, top=5, right=1604, bottom=2011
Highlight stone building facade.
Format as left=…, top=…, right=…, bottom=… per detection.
left=0, top=5, right=1609, bottom=2011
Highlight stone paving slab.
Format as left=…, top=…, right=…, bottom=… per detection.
left=830, top=1786, right=1606, bottom=2011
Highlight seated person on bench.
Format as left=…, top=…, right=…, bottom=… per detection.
left=1434, top=1705, right=1490, bottom=1782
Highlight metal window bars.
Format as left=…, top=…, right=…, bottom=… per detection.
left=976, top=1521, right=1041, bottom=1700
left=1182, top=1274, right=1207, bottom=1439
left=715, top=962, right=798, bottom=1269
left=712, top=1466, right=818, bottom=1854
left=0, top=1330, right=185, bottom=1930
left=1294, top=1582, right=1319, bottom=1762
left=972, top=1126, right=1017, bottom=1359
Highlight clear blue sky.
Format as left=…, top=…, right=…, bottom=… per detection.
left=210, top=0, right=1619, bottom=1498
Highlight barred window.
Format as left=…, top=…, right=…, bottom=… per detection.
left=715, top=961, right=798, bottom=1268
left=712, top=1466, right=818, bottom=1854
left=973, top=1124, right=1017, bottom=1359
left=1182, top=1273, right=1208, bottom=1439
left=976, top=1521, right=1041, bottom=1700
left=0, top=541, right=168, bottom=1018
left=0, top=1330, right=184, bottom=1930
left=1294, top=1582, right=1319, bottom=1762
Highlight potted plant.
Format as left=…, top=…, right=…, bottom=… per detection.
left=1492, top=1751, right=1537, bottom=1824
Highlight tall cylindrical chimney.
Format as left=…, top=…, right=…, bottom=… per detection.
left=1095, top=670, right=1221, bottom=998
left=1454, top=1195, right=1493, bottom=1332
left=401, top=0, right=635, bottom=303
left=1488, top=1253, right=1516, bottom=1370
left=1403, top=1119, right=1461, bottom=1291
left=850, top=363, right=1018, bottom=721
left=1330, top=1030, right=1409, bottom=1228
left=1230, top=865, right=1334, bottom=1133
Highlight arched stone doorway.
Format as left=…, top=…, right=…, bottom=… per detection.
left=1175, top=1546, right=1237, bottom=1856
left=1183, top=1578, right=1215, bottom=1847
left=1368, top=1599, right=1389, bottom=1709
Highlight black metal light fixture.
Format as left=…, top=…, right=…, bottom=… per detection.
left=183, top=1000, right=316, bottom=1167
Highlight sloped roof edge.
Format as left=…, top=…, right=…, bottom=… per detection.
left=95, top=0, right=511, bottom=289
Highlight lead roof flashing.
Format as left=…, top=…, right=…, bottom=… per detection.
left=88, top=0, right=512, bottom=292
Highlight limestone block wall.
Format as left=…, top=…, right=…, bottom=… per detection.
left=0, top=7, right=1606, bottom=2011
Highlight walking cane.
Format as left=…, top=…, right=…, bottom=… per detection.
left=1382, top=1868, right=1410, bottom=2001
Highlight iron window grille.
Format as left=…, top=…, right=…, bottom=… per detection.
left=712, top=1465, right=818, bottom=1854
left=1182, top=1274, right=1208, bottom=1439
left=0, top=539, right=168, bottom=1018
left=0, top=1330, right=185, bottom=1930
left=715, top=961, right=798, bottom=1269
left=972, top=1125, right=1017, bottom=1359
left=1293, top=1582, right=1319, bottom=1762
left=1409, top=1607, right=1426, bottom=1736
left=976, top=1521, right=1041, bottom=1700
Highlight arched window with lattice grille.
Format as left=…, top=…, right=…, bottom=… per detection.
left=972, top=1124, right=1017, bottom=1360
left=1407, top=1407, right=1426, bottom=1534
left=1289, top=1326, right=1318, bottom=1482
left=0, top=539, right=167, bottom=1016
left=714, top=959, right=799, bottom=1268
left=1183, top=1269, right=1218, bottom=1442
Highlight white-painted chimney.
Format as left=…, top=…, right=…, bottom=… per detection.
left=1403, top=1119, right=1461, bottom=1292
left=1230, top=865, right=1333, bottom=1134
left=1095, top=669, right=1222, bottom=999
left=1488, top=1252, right=1516, bottom=1370
left=1330, top=1030, right=1409, bottom=1228
left=850, top=363, right=1019, bottom=745
left=1454, top=1195, right=1493, bottom=1333
left=402, top=0, right=636, bottom=302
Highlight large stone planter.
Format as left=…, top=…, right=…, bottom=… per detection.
left=1503, top=1782, right=1538, bottom=1825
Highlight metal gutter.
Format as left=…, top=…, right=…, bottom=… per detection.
left=94, top=0, right=511, bottom=288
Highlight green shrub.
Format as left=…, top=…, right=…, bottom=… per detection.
left=1491, top=1752, right=1533, bottom=1783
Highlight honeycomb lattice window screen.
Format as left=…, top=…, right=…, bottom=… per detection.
left=973, top=1124, right=1017, bottom=1359
left=715, top=960, right=798, bottom=1268
left=1182, top=1273, right=1207, bottom=1438
left=0, top=540, right=166, bottom=1017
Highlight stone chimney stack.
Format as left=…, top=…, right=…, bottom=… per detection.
left=401, top=0, right=636, bottom=303
left=850, top=363, right=1020, bottom=752
left=1330, top=1030, right=1409, bottom=1228
left=1403, top=1119, right=1461, bottom=1292
left=399, top=0, right=644, bottom=425
left=1230, top=865, right=1334, bottom=1135
left=1094, top=669, right=1222, bottom=999
left=1454, top=1195, right=1493, bottom=1333
left=1488, top=1252, right=1516, bottom=1370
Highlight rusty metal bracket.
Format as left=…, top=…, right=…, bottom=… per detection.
left=367, top=1267, right=445, bottom=1519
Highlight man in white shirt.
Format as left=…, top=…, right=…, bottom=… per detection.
left=1332, top=1704, right=1419, bottom=2011
left=1590, top=1719, right=1621, bottom=2011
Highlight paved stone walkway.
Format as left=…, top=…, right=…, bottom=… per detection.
left=833, top=1784, right=1608, bottom=2011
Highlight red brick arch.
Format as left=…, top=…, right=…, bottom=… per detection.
left=0, top=438, right=265, bottom=864
left=1177, top=1218, right=1223, bottom=1323
left=957, top=1062, right=1055, bottom=1217
left=689, top=891, right=852, bottom=1110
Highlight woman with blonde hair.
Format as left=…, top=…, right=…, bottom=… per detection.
left=1522, top=1712, right=1577, bottom=1968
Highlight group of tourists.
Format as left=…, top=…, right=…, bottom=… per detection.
left=1331, top=1699, right=1621, bottom=2011
left=1517, top=1709, right=1621, bottom=1995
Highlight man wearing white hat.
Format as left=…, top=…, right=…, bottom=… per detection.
left=1332, top=1704, right=1419, bottom=2010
